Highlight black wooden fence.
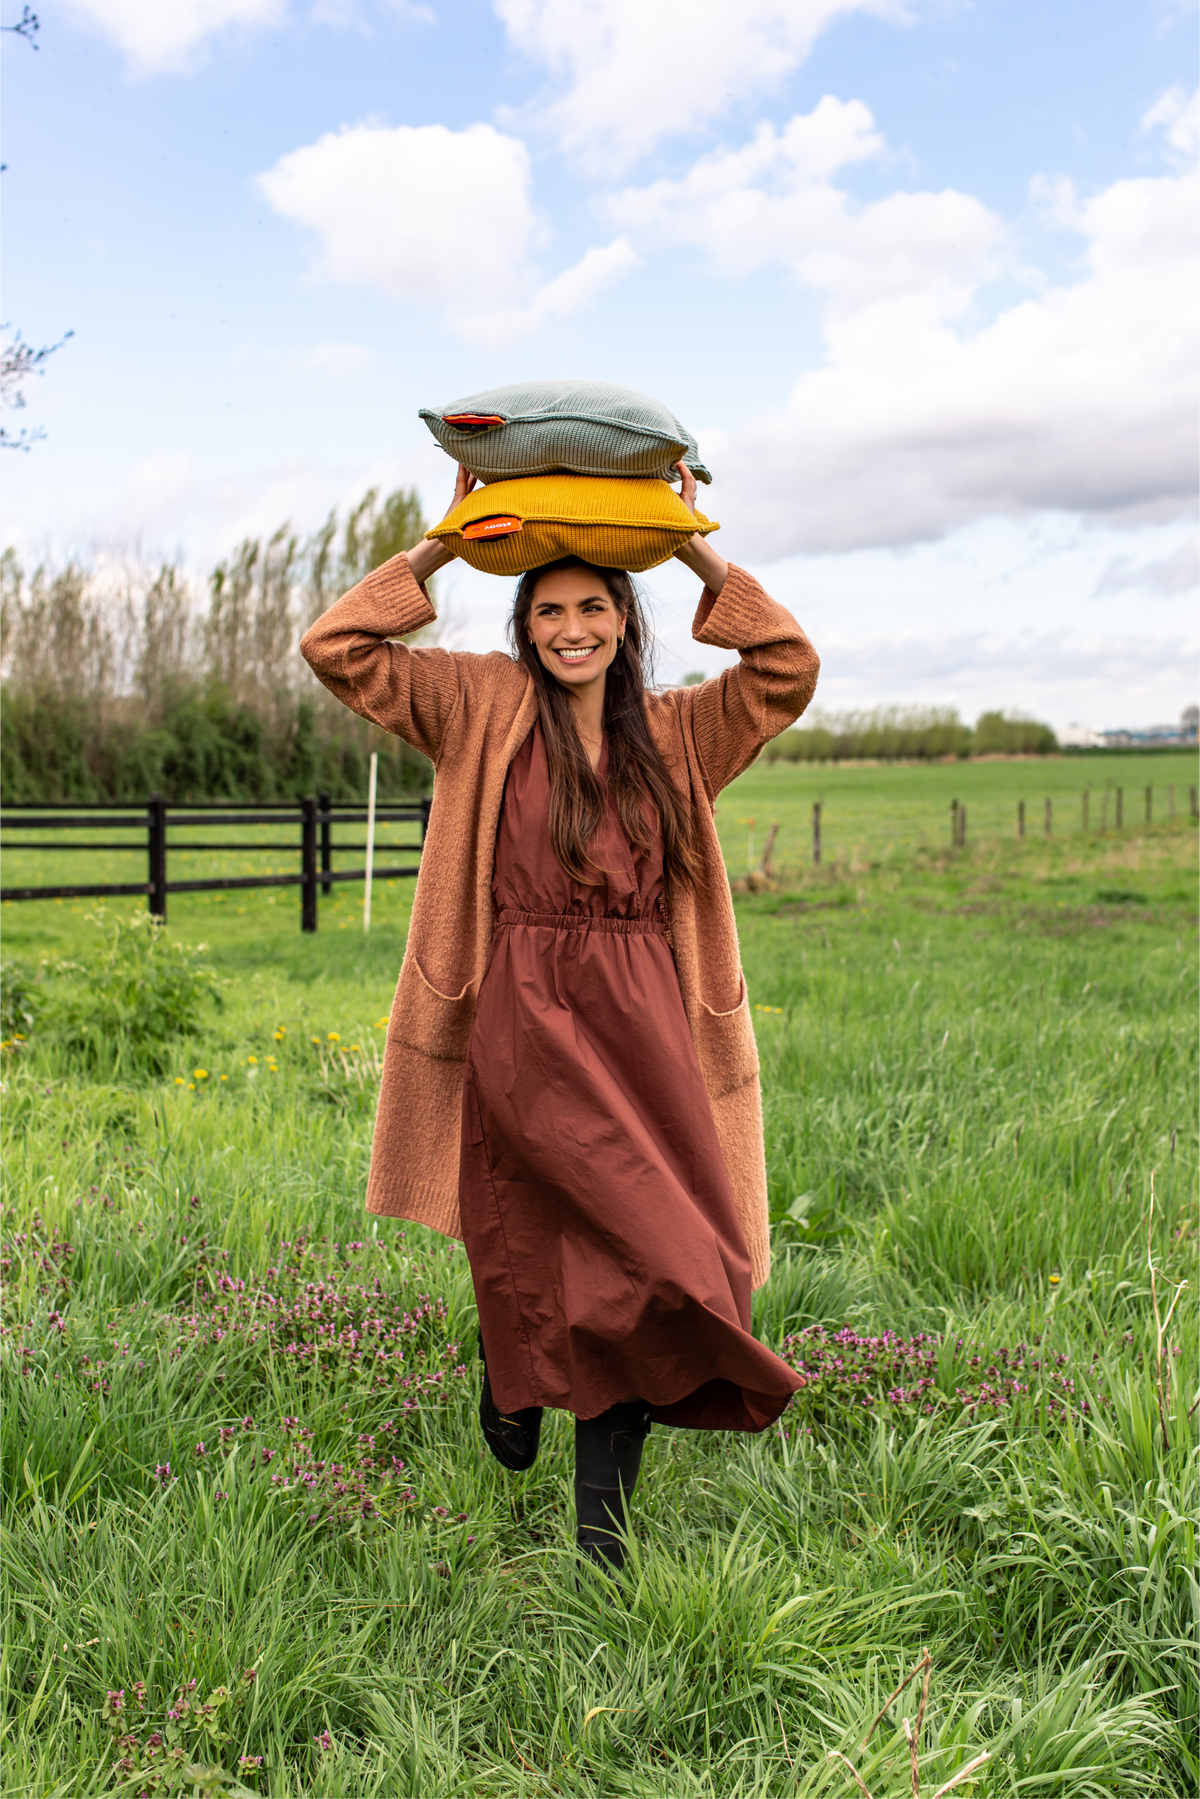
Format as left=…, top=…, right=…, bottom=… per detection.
left=0, top=792, right=430, bottom=930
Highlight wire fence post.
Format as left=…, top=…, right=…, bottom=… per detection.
left=811, top=801, right=821, bottom=866
left=1116, top=786, right=1124, bottom=828
left=319, top=790, right=332, bottom=895
left=301, top=797, right=318, bottom=932
left=950, top=798, right=959, bottom=850
left=1190, top=785, right=1198, bottom=820
left=1081, top=789, right=1089, bottom=833
left=1017, top=799, right=1025, bottom=840
left=147, top=794, right=167, bottom=922
left=958, top=803, right=967, bottom=849
left=1145, top=784, right=1152, bottom=825
left=1167, top=784, right=1175, bottom=821
left=362, top=754, right=378, bottom=933
left=1044, top=798, right=1052, bottom=838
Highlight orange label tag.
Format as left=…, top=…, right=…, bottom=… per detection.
left=463, top=515, right=523, bottom=541
left=444, top=413, right=505, bottom=430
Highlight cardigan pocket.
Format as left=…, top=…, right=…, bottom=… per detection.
left=390, top=956, right=477, bottom=1063
left=690, top=976, right=759, bottom=1098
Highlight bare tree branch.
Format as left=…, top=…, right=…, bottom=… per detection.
left=0, top=327, right=74, bottom=448
left=1, top=7, right=39, bottom=48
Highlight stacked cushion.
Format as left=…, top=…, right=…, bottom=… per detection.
left=425, top=474, right=719, bottom=576
left=421, top=379, right=711, bottom=486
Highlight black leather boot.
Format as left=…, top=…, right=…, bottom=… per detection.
left=478, top=1336, right=543, bottom=1472
left=574, top=1400, right=651, bottom=1574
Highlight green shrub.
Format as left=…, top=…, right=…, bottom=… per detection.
left=972, top=708, right=1059, bottom=755
left=41, top=908, right=222, bottom=1077
left=0, top=958, right=38, bottom=1040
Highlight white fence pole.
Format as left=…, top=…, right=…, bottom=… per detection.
left=362, top=752, right=378, bottom=933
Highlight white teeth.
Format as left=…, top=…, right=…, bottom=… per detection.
left=558, top=647, right=595, bottom=659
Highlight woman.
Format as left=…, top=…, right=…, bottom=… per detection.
left=301, top=464, right=820, bottom=1573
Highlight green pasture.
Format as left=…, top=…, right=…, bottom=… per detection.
left=714, top=750, right=1198, bottom=877
left=1, top=759, right=1197, bottom=1796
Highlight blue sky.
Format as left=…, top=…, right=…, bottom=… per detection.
left=2, top=0, right=1196, bottom=729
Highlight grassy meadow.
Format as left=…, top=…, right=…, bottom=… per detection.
left=1, top=754, right=1197, bottom=1797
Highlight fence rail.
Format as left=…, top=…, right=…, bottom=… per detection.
left=0, top=791, right=430, bottom=931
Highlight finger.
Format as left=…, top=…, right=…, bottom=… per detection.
left=676, top=460, right=697, bottom=514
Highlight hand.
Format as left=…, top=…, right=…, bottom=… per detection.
left=406, top=464, right=474, bottom=585
left=672, top=460, right=728, bottom=593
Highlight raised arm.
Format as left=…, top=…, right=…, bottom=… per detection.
left=299, top=468, right=474, bottom=764
left=664, top=467, right=819, bottom=796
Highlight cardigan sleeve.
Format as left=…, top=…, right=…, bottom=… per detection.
left=299, top=551, right=464, bottom=764
left=666, top=564, right=819, bottom=799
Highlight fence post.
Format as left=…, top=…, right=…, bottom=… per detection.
left=1145, top=784, right=1152, bottom=824
left=950, top=799, right=959, bottom=849
left=1168, top=784, right=1175, bottom=821
left=1116, top=786, right=1123, bottom=828
left=957, top=804, right=967, bottom=848
left=1044, top=798, right=1052, bottom=838
left=362, top=753, right=378, bottom=934
left=301, top=798, right=318, bottom=932
left=147, top=793, right=167, bottom=922
left=1191, top=786, right=1198, bottom=820
left=1018, top=799, right=1025, bottom=839
left=812, top=801, right=821, bottom=866
left=319, top=790, right=332, bottom=895
left=1081, top=790, right=1089, bottom=833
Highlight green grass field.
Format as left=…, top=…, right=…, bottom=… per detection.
left=2, top=755, right=1197, bottom=1797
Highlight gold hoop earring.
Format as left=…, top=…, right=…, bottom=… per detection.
left=617, top=635, right=625, bottom=648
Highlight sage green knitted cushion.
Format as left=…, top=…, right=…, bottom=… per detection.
left=420, top=379, right=712, bottom=485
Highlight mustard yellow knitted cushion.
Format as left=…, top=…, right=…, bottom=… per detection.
left=426, top=475, right=718, bottom=576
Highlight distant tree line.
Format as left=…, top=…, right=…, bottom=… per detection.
left=0, top=487, right=436, bottom=803
left=763, top=706, right=1058, bottom=765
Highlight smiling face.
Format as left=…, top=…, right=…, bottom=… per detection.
left=526, top=566, right=625, bottom=698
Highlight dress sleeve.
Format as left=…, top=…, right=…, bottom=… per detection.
left=299, top=551, right=463, bottom=765
left=667, top=563, right=820, bottom=798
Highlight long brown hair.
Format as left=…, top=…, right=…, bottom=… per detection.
left=508, top=558, right=700, bottom=890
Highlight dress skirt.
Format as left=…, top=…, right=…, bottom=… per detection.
left=458, top=722, right=801, bottom=1431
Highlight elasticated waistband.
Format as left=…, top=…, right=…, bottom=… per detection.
left=494, top=906, right=665, bottom=936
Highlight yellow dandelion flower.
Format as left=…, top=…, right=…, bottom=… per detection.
left=247, top=1056, right=258, bottom=1065
left=274, top=1029, right=285, bottom=1041
left=1049, top=1273, right=1061, bottom=1286
left=175, top=1077, right=186, bottom=1086
left=194, top=1069, right=208, bottom=1080
left=348, top=1045, right=360, bottom=1052
left=188, top=1083, right=196, bottom=1091
left=220, top=1075, right=228, bottom=1082
left=311, top=1037, right=321, bottom=1046
left=327, top=1032, right=341, bottom=1042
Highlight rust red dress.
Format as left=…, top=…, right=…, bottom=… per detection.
left=458, top=722, right=801, bottom=1432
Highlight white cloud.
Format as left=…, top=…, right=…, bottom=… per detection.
left=691, top=144, right=1199, bottom=556
left=800, top=630, right=1199, bottom=733
left=258, top=121, right=641, bottom=338
left=455, top=237, right=640, bottom=345
left=1142, top=85, right=1200, bottom=159
left=493, top=0, right=907, bottom=168
left=1095, top=532, right=1199, bottom=598
left=257, top=122, right=538, bottom=304
left=61, top=0, right=286, bottom=76
left=609, top=97, right=1001, bottom=310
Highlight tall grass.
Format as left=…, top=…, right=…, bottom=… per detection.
left=0, top=486, right=434, bottom=804
left=1, top=803, right=1196, bottom=1795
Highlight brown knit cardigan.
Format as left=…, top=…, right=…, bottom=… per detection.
left=300, top=553, right=819, bottom=1288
